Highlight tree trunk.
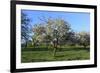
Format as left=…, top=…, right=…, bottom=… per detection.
left=83, top=44, right=87, bottom=48
left=53, top=40, right=57, bottom=57
left=25, top=41, right=27, bottom=48
left=53, top=48, right=56, bottom=57
left=46, top=41, right=48, bottom=49
left=33, top=43, right=35, bottom=48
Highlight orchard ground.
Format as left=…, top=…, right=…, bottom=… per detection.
left=21, top=45, right=90, bottom=63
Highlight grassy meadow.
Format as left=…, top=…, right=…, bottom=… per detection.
left=21, top=46, right=90, bottom=63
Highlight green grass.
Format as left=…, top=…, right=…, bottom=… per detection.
left=21, top=47, right=90, bottom=63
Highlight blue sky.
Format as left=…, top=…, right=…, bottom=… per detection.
left=21, top=10, right=90, bottom=32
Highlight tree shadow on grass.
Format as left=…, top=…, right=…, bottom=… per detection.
left=57, top=47, right=90, bottom=52
left=55, top=55, right=65, bottom=57
left=22, top=47, right=51, bottom=51
left=22, top=47, right=90, bottom=52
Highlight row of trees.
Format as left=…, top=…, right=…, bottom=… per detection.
left=21, top=12, right=90, bottom=49
left=32, top=18, right=90, bottom=48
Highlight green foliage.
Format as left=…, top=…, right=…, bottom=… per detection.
left=21, top=12, right=31, bottom=47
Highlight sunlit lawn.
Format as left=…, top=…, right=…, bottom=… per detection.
left=21, top=46, right=90, bottom=63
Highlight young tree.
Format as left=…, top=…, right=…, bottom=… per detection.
left=32, top=24, right=46, bottom=47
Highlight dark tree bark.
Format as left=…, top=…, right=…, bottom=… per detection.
left=25, top=41, right=27, bottom=48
